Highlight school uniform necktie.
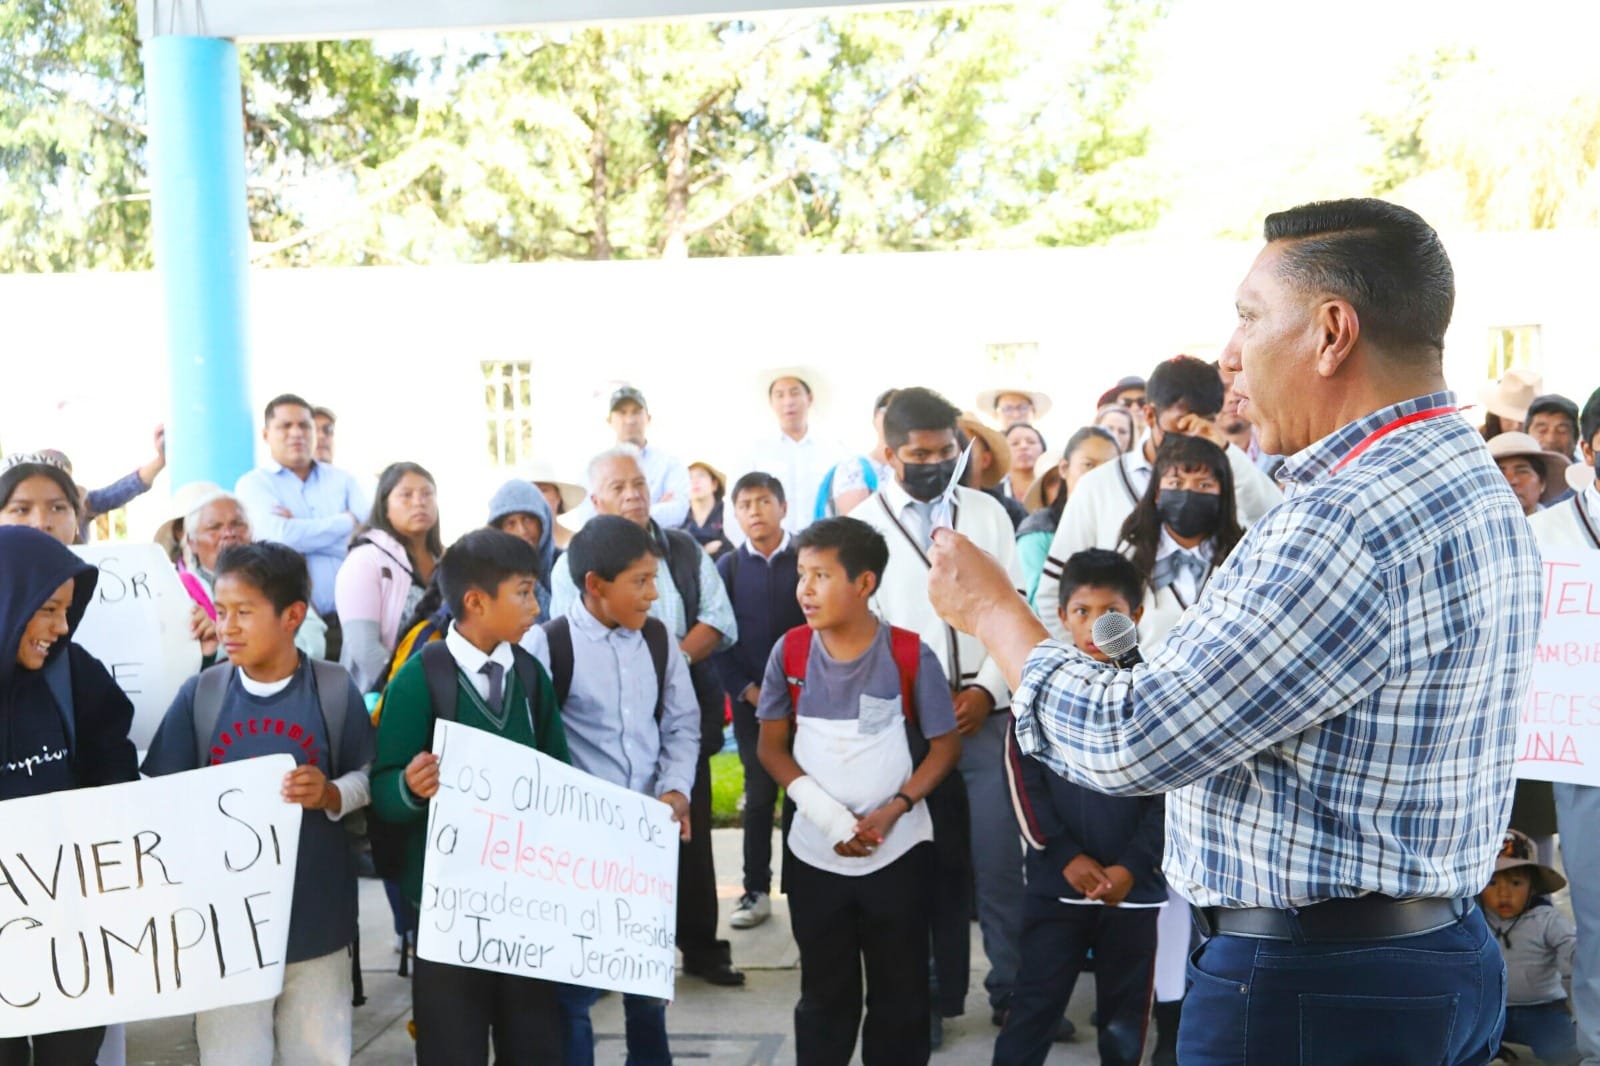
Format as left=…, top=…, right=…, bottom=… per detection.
left=479, top=661, right=504, bottom=711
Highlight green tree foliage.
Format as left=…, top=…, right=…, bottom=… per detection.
left=1367, top=46, right=1600, bottom=230
left=2, top=2, right=1169, bottom=270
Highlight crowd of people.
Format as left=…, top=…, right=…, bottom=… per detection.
left=3, top=241, right=1600, bottom=1066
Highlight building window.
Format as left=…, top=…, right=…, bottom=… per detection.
left=92, top=508, right=129, bottom=544
left=483, top=360, right=533, bottom=468
left=984, top=341, right=1040, bottom=371
left=1488, top=325, right=1541, bottom=380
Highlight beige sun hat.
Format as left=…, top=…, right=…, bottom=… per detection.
left=153, top=482, right=236, bottom=559
left=1487, top=431, right=1572, bottom=504
left=1493, top=828, right=1567, bottom=896
left=976, top=386, right=1053, bottom=423
left=957, top=413, right=1012, bottom=489
left=523, top=459, right=586, bottom=514
left=757, top=365, right=830, bottom=411
left=1480, top=368, right=1543, bottom=423
left=1022, top=445, right=1066, bottom=513
left=687, top=459, right=728, bottom=495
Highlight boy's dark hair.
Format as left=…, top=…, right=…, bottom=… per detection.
left=1058, top=549, right=1144, bottom=613
left=1146, top=355, right=1225, bottom=418
left=883, top=387, right=960, bottom=450
left=439, top=528, right=540, bottom=618
left=566, top=514, right=660, bottom=587
left=873, top=388, right=900, bottom=415
left=1581, top=386, right=1600, bottom=450
left=794, top=516, right=889, bottom=588
left=1263, top=198, right=1454, bottom=360
left=263, top=393, right=314, bottom=424
left=731, top=471, right=786, bottom=506
left=214, top=542, right=311, bottom=614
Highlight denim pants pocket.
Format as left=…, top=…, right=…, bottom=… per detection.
left=1178, top=943, right=1252, bottom=1066
left=1298, top=991, right=1458, bottom=1066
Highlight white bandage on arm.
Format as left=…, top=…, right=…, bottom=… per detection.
left=786, top=775, right=860, bottom=845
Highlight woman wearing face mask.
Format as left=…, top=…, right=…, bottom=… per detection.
left=1113, top=432, right=1243, bottom=1065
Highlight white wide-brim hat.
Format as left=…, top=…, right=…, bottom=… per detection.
left=975, top=386, right=1053, bottom=422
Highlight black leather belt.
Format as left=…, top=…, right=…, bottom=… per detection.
left=1193, top=896, right=1473, bottom=943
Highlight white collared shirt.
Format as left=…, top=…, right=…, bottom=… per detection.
left=737, top=428, right=848, bottom=535
left=444, top=623, right=517, bottom=704
left=1154, top=529, right=1214, bottom=605
left=750, top=531, right=793, bottom=562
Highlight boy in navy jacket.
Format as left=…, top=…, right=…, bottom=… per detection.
left=995, top=549, right=1164, bottom=1066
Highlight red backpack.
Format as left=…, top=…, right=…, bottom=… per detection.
left=781, top=624, right=923, bottom=729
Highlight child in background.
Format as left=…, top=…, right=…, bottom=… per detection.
left=996, top=549, right=1165, bottom=1066
left=758, top=516, right=962, bottom=1066
left=1484, top=829, right=1579, bottom=1065
left=142, top=542, right=374, bottom=1066
left=370, top=528, right=569, bottom=1065
left=524, top=514, right=698, bottom=1066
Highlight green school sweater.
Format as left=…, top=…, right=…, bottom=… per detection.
left=371, top=648, right=570, bottom=907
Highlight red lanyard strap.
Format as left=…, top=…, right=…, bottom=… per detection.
left=1330, top=406, right=1458, bottom=476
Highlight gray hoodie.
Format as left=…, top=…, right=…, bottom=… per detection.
left=1486, top=899, right=1577, bottom=1006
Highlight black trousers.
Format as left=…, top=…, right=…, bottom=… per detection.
left=412, top=957, right=564, bottom=1065
left=788, top=844, right=933, bottom=1066
left=731, top=697, right=778, bottom=896
left=676, top=750, right=730, bottom=968
left=993, top=896, right=1157, bottom=1066
left=0, top=1029, right=105, bottom=1066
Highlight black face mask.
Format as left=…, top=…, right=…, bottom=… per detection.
left=900, top=457, right=960, bottom=503
left=1157, top=489, right=1222, bottom=539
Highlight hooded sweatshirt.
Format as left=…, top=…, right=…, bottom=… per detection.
left=0, top=526, right=138, bottom=801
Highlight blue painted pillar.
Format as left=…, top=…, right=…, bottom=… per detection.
left=143, top=36, right=256, bottom=491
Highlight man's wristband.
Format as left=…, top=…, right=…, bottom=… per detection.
left=892, top=791, right=915, bottom=813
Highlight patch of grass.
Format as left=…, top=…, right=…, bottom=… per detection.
left=709, top=750, right=744, bottom=828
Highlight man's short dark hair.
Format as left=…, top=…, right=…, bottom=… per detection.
left=214, top=542, right=311, bottom=615
left=263, top=393, right=313, bottom=425
left=1581, top=387, right=1600, bottom=449
left=731, top=472, right=786, bottom=506
left=883, top=387, right=960, bottom=450
left=873, top=388, right=899, bottom=415
left=794, top=516, right=889, bottom=588
left=1263, top=198, right=1455, bottom=359
left=439, top=528, right=540, bottom=618
left=1146, top=356, right=1224, bottom=417
left=311, top=405, right=336, bottom=423
left=566, top=514, right=660, bottom=587
left=1058, top=548, right=1144, bottom=612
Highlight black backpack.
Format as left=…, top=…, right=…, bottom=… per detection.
left=542, top=614, right=671, bottom=721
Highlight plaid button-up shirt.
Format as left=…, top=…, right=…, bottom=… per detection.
left=1014, top=392, right=1545, bottom=908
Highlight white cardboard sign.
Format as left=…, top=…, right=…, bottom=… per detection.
left=70, top=543, right=203, bottom=751
left=417, top=720, right=679, bottom=999
left=1516, top=546, right=1600, bottom=785
left=0, top=756, right=302, bottom=1037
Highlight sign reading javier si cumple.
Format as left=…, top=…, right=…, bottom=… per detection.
left=1517, top=546, right=1600, bottom=785
left=0, top=755, right=301, bottom=1037
left=70, top=543, right=202, bottom=751
left=416, top=720, right=679, bottom=999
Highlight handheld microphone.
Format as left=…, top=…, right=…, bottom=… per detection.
left=1091, top=611, right=1143, bottom=670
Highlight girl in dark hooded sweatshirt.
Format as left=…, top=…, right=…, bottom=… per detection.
left=0, top=524, right=139, bottom=1065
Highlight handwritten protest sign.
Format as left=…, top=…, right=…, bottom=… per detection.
left=417, top=720, right=679, bottom=999
left=71, top=543, right=202, bottom=751
left=1517, top=546, right=1600, bottom=785
left=0, top=755, right=301, bottom=1037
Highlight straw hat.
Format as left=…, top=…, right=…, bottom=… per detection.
left=522, top=459, right=586, bottom=514
left=757, top=365, right=829, bottom=410
left=957, top=413, right=1011, bottom=489
left=1022, top=446, right=1066, bottom=513
left=1487, top=432, right=1572, bottom=504
left=153, top=482, right=235, bottom=558
left=975, top=386, right=1052, bottom=422
left=1480, top=368, right=1543, bottom=423
left=687, top=460, right=728, bottom=494
left=1493, top=828, right=1566, bottom=896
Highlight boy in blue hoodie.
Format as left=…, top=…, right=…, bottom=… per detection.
left=995, top=549, right=1165, bottom=1066
left=0, top=525, right=139, bottom=1065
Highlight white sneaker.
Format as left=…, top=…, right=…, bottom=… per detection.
left=729, top=891, right=771, bottom=929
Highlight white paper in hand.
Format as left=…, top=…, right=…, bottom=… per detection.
left=929, top=439, right=976, bottom=533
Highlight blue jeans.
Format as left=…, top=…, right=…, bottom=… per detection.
left=1503, top=1001, right=1579, bottom=1065
left=555, top=984, right=670, bottom=1066
left=1555, top=782, right=1600, bottom=1065
left=1178, top=905, right=1504, bottom=1066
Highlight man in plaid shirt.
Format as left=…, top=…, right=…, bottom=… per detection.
left=930, top=199, right=1543, bottom=1066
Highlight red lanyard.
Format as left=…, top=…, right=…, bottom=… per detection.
left=1329, top=406, right=1458, bottom=475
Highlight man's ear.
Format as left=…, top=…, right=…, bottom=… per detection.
left=282, top=601, right=308, bottom=633
left=1313, top=299, right=1360, bottom=380
left=857, top=571, right=879, bottom=599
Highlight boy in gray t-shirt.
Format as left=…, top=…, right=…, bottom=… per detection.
left=757, top=517, right=961, bottom=1066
